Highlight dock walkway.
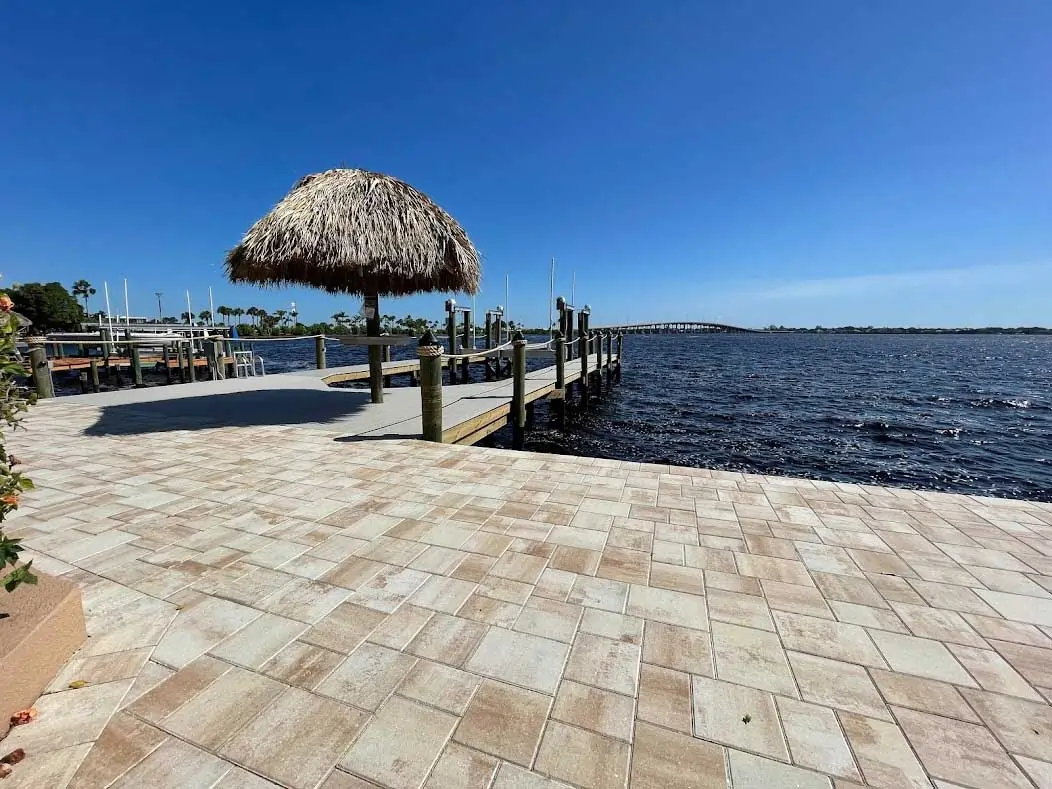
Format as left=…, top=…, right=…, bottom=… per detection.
left=38, top=352, right=615, bottom=444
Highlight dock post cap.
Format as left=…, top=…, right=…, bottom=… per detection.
left=511, top=330, right=526, bottom=343
left=445, top=299, right=456, bottom=311
left=418, top=329, right=441, bottom=349
left=556, top=296, right=565, bottom=309
left=583, top=304, right=591, bottom=314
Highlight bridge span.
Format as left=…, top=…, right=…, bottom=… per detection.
left=591, top=321, right=761, bottom=334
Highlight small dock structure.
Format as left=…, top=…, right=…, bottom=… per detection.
left=25, top=299, right=625, bottom=448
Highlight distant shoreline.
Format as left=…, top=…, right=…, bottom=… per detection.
left=763, top=327, right=1052, bottom=335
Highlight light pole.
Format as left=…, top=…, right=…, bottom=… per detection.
left=155, top=292, right=164, bottom=322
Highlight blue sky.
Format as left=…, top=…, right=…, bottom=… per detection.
left=3, top=1, right=1050, bottom=328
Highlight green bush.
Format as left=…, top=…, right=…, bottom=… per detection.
left=0, top=292, right=37, bottom=595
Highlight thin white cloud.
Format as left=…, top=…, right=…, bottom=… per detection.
left=741, top=261, right=1052, bottom=301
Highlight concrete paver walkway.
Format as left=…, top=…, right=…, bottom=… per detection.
left=4, top=398, right=1052, bottom=788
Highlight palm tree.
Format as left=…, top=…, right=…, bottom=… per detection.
left=198, top=309, right=212, bottom=324
left=259, top=311, right=278, bottom=334
left=72, top=279, right=96, bottom=312
left=217, top=305, right=232, bottom=325
left=232, top=307, right=245, bottom=325
left=331, top=311, right=351, bottom=334
left=245, top=307, right=258, bottom=326
left=181, top=311, right=193, bottom=324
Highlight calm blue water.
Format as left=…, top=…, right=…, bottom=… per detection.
left=504, top=334, right=1052, bottom=502
left=60, top=333, right=1052, bottom=501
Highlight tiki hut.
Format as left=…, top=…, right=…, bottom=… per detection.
left=226, top=168, right=480, bottom=403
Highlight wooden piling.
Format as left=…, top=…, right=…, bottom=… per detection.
left=484, top=312, right=494, bottom=380
left=185, top=342, right=196, bottom=382
left=577, top=313, right=588, bottom=406
left=566, top=307, right=575, bottom=360
left=383, top=343, right=392, bottom=388
left=461, top=309, right=471, bottom=383
left=178, top=345, right=188, bottom=383
left=446, top=306, right=458, bottom=385
left=511, top=331, right=527, bottom=449
left=100, top=327, right=111, bottom=367
left=162, top=346, right=173, bottom=384
left=553, top=330, right=566, bottom=428
left=604, top=331, right=613, bottom=389
left=131, top=345, right=144, bottom=387
left=597, top=330, right=605, bottom=397
left=209, top=340, right=223, bottom=380
left=89, top=359, right=101, bottom=392
left=27, top=339, right=55, bottom=399
left=616, top=333, right=624, bottom=382
left=418, top=330, right=444, bottom=442
left=315, top=335, right=327, bottom=370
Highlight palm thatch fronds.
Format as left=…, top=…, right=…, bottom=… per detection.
left=226, top=169, right=480, bottom=297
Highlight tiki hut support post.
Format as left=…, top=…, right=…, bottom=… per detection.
left=511, top=331, right=527, bottom=450
left=365, top=294, right=383, bottom=403
left=418, top=330, right=443, bottom=442
left=89, top=358, right=101, bottom=392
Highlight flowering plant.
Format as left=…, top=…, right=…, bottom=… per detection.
left=0, top=291, right=36, bottom=594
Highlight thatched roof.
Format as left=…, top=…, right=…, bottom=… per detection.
left=225, top=169, right=480, bottom=297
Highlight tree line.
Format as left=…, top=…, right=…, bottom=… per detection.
left=9, top=280, right=546, bottom=335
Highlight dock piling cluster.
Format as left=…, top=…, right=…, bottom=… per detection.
left=416, top=296, right=623, bottom=447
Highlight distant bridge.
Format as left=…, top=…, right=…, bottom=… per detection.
left=591, top=321, right=761, bottom=335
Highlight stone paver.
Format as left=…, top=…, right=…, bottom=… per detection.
left=6, top=398, right=1052, bottom=788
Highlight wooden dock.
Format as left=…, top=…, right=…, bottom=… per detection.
left=48, top=355, right=220, bottom=373
left=321, top=351, right=615, bottom=444
left=26, top=304, right=625, bottom=446
left=34, top=344, right=621, bottom=446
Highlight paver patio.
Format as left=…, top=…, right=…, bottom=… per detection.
left=4, top=395, right=1052, bottom=788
